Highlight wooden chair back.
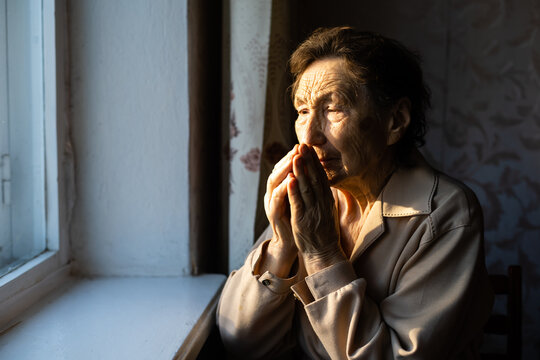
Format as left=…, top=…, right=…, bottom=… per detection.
left=481, top=265, right=522, bottom=360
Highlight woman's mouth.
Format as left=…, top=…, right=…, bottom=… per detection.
left=318, top=158, right=338, bottom=167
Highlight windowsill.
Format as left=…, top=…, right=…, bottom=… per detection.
left=0, top=274, right=226, bottom=359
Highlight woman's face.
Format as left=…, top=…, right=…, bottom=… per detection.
left=294, top=57, right=390, bottom=187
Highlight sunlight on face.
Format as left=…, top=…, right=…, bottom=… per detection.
left=293, top=57, right=389, bottom=187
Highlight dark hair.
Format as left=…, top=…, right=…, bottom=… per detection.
left=289, top=27, right=431, bottom=152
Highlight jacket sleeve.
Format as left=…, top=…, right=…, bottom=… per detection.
left=290, top=221, right=493, bottom=359
left=216, top=232, right=301, bottom=359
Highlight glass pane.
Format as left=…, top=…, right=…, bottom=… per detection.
left=0, top=0, right=46, bottom=276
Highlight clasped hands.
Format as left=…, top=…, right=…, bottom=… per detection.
left=262, top=144, right=346, bottom=277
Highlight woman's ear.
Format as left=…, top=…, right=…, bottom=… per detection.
left=387, top=97, right=411, bottom=146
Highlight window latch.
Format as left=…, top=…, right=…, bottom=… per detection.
left=1, top=154, right=10, bottom=205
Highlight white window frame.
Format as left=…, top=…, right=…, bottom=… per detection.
left=0, top=0, right=70, bottom=327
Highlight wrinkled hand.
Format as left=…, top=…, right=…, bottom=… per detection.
left=287, top=144, right=345, bottom=274
left=262, top=145, right=300, bottom=272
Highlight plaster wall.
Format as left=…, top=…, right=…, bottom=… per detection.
left=69, top=0, right=190, bottom=276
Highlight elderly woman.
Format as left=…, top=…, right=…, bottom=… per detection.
left=217, top=27, right=493, bottom=359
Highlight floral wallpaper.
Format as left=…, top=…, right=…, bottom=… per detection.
left=226, top=0, right=540, bottom=357
left=442, top=2, right=540, bottom=356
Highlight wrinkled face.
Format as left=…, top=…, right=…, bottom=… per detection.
left=294, top=57, right=389, bottom=187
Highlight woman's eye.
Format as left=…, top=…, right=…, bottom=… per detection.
left=326, top=107, right=345, bottom=121
left=297, top=108, right=309, bottom=115
left=326, top=105, right=342, bottom=112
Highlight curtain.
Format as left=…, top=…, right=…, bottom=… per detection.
left=225, top=0, right=273, bottom=271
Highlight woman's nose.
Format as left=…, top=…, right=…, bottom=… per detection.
left=300, top=114, right=326, bottom=145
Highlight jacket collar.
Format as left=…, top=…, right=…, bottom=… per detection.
left=350, top=151, right=437, bottom=261
left=381, top=154, right=437, bottom=217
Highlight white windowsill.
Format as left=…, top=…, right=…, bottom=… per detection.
left=0, top=274, right=226, bottom=360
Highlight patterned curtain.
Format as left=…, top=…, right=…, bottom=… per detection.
left=225, top=0, right=272, bottom=271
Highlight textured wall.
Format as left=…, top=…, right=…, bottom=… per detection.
left=69, top=0, right=190, bottom=276
left=443, top=2, right=540, bottom=356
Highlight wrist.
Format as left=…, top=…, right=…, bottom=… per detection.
left=268, top=235, right=297, bottom=260
left=302, top=246, right=346, bottom=275
left=257, top=238, right=298, bottom=278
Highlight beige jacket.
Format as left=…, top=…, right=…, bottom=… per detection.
left=217, top=157, right=494, bottom=359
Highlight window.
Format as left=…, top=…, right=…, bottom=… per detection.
left=0, top=0, right=69, bottom=323
left=0, top=0, right=47, bottom=276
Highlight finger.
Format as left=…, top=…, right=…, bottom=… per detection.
left=267, top=165, right=293, bottom=211
left=303, top=144, right=334, bottom=200
left=269, top=178, right=289, bottom=215
left=265, top=172, right=288, bottom=213
left=272, top=145, right=297, bottom=174
left=273, top=144, right=299, bottom=172
left=267, top=145, right=299, bottom=195
left=298, top=145, right=325, bottom=198
left=286, top=173, right=304, bottom=218
left=292, top=154, right=315, bottom=207
left=308, top=145, right=330, bottom=186
left=264, top=192, right=270, bottom=214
